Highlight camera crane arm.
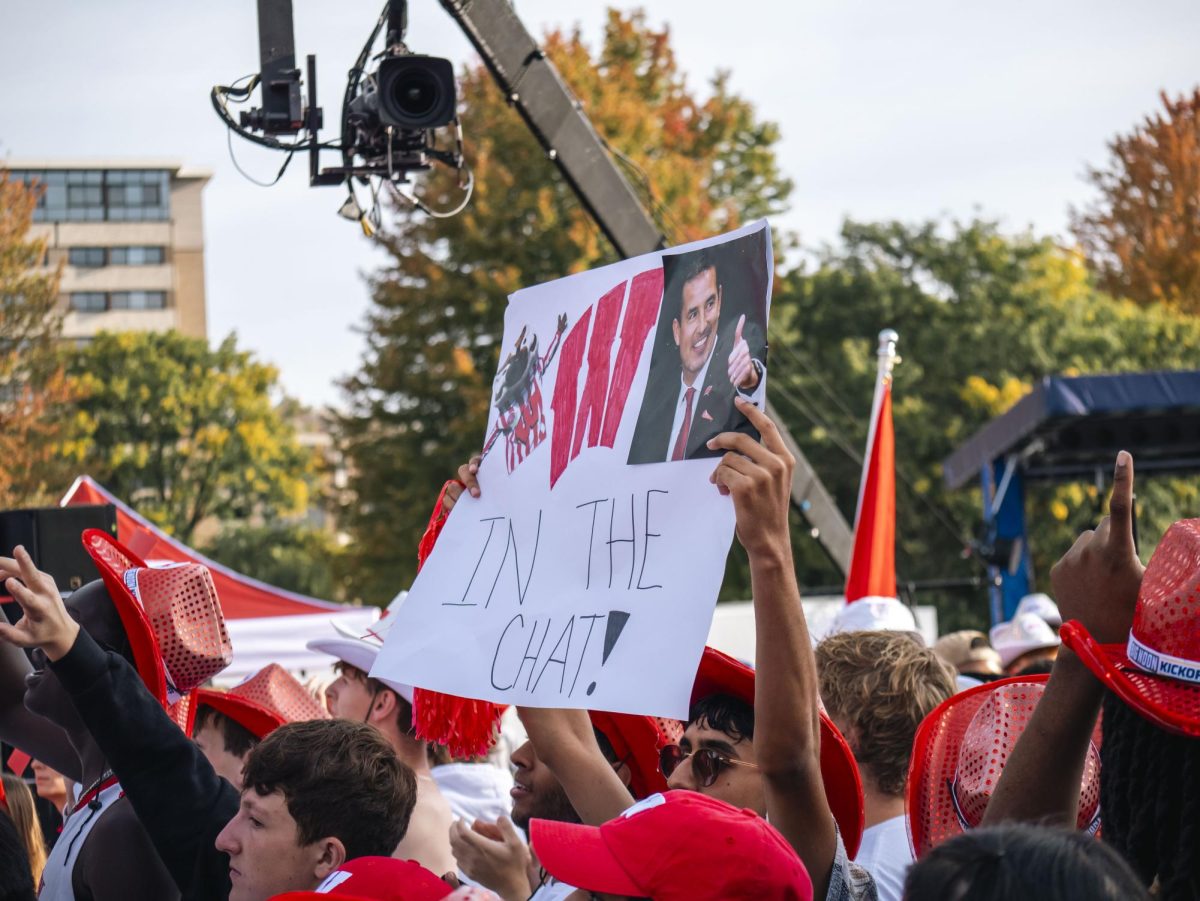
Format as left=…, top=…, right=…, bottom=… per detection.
left=435, top=0, right=854, bottom=572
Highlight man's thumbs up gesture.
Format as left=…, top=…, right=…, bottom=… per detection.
left=726, top=313, right=759, bottom=391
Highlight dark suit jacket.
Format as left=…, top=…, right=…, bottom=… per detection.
left=627, top=320, right=765, bottom=464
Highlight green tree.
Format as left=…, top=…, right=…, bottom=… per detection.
left=1072, top=89, right=1200, bottom=312
left=201, top=522, right=347, bottom=601
left=339, top=9, right=793, bottom=603
left=66, top=331, right=312, bottom=543
left=0, top=172, right=78, bottom=506
left=769, top=218, right=1200, bottom=629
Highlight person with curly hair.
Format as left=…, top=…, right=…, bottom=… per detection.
left=816, top=631, right=955, bottom=900
left=984, top=453, right=1200, bottom=900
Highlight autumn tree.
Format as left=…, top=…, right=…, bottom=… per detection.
left=65, top=330, right=312, bottom=543
left=769, top=218, right=1200, bottom=629
left=0, top=172, right=77, bottom=507
left=1072, top=89, right=1200, bottom=312
left=338, top=9, right=793, bottom=603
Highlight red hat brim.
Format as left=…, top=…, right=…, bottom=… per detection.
left=1061, top=620, right=1200, bottom=738
left=81, top=529, right=168, bottom=707
left=530, top=818, right=645, bottom=897
left=589, top=710, right=669, bottom=799
left=194, top=689, right=286, bottom=741
left=689, top=646, right=865, bottom=858
left=907, top=675, right=1065, bottom=858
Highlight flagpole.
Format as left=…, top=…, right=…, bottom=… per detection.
left=853, top=330, right=901, bottom=530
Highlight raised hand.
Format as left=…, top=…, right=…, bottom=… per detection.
left=726, top=314, right=759, bottom=391
left=0, top=546, right=80, bottom=661
left=448, top=817, right=531, bottom=901
left=443, top=453, right=485, bottom=512
left=707, top=397, right=794, bottom=559
left=1049, top=450, right=1144, bottom=644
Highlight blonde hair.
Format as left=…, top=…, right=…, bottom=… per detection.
left=2, top=773, right=47, bottom=887
left=816, top=630, right=956, bottom=797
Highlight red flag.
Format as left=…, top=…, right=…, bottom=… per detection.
left=845, top=362, right=897, bottom=603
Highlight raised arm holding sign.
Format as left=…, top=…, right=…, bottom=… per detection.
left=371, top=222, right=773, bottom=720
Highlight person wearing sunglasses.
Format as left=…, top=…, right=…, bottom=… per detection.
left=446, top=401, right=876, bottom=901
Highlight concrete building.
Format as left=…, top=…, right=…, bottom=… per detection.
left=7, top=159, right=210, bottom=341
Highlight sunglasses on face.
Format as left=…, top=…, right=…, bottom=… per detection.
left=658, top=743, right=759, bottom=787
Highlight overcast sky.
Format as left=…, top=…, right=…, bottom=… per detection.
left=2, top=1, right=1196, bottom=408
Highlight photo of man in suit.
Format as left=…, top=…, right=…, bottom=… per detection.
left=627, top=232, right=769, bottom=464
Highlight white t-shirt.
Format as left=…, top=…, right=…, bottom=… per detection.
left=529, top=879, right=577, bottom=900
left=432, top=762, right=514, bottom=826
left=852, top=815, right=912, bottom=901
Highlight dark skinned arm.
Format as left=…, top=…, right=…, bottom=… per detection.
left=983, top=451, right=1142, bottom=827
left=709, top=398, right=837, bottom=901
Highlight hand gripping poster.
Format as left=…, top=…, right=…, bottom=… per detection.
left=372, top=221, right=772, bottom=717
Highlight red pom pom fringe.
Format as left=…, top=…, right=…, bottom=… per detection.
left=413, top=480, right=507, bottom=758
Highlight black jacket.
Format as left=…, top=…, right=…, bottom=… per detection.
left=50, top=630, right=236, bottom=901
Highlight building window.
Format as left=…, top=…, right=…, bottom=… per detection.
left=9, top=169, right=170, bottom=223
left=109, top=246, right=165, bottom=265
left=68, top=247, right=107, bottom=268
left=110, top=291, right=166, bottom=310
left=69, top=292, right=108, bottom=313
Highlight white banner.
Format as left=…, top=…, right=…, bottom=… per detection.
left=373, top=221, right=773, bottom=717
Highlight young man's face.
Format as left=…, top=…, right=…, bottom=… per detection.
left=195, top=719, right=248, bottom=791
left=215, top=789, right=334, bottom=901
left=672, top=266, right=722, bottom=386
left=509, top=739, right=578, bottom=831
left=666, top=717, right=765, bottom=815
left=324, top=664, right=375, bottom=721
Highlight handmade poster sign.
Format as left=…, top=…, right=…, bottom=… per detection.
left=372, top=221, right=772, bottom=717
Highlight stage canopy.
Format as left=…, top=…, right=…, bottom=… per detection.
left=944, top=371, right=1200, bottom=490
left=942, top=370, right=1200, bottom=623
left=62, top=475, right=379, bottom=684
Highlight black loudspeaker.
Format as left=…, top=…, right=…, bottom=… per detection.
left=0, top=505, right=117, bottom=595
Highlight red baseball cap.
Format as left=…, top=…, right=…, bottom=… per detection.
left=532, top=790, right=812, bottom=900
left=269, top=857, right=452, bottom=901
left=588, top=710, right=674, bottom=799
left=1061, top=518, right=1200, bottom=738
left=689, top=646, right=865, bottom=857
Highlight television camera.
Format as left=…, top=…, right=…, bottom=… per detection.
left=212, top=0, right=469, bottom=230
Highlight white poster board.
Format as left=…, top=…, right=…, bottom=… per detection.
left=373, top=221, right=773, bottom=717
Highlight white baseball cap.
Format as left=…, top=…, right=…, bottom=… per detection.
left=307, top=595, right=414, bottom=702
left=989, top=613, right=1061, bottom=669
left=1015, top=592, right=1062, bottom=629
left=828, top=596, right=919, bottom=638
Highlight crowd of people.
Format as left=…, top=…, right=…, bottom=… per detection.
left=0, top=402, right=1196, bottom=900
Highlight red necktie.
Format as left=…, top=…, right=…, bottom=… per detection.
left=671, top=387, right=696, bottom=461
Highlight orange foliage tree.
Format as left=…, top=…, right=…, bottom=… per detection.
left=0, top=173, right=77, bottom=507
left=1072, top=89, right=1200, bottom=312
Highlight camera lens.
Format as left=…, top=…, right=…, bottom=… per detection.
left=389, top=71, right=439, bottom=119
left=376, top=55, right=456, bottom=130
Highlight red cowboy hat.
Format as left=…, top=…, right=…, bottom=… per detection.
left=907, top=675, right=1102, bottom=858
left=1061, top=518, right=1200, bottom=738
left=689, top=646, right=865, bottom=858
left=82, top=528, right=232, bottom=708
left=588, top=710, right=677, bottom=799
left=193, top=663, right=330, bottom=740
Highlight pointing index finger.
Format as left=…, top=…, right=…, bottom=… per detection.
left=1107, top=450, right=1135, bottom=554
left=733, top=396, right=786, bottom=455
